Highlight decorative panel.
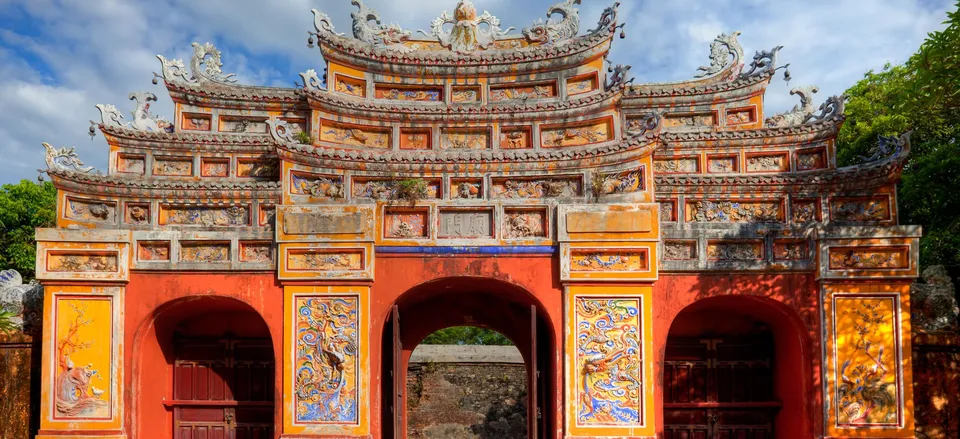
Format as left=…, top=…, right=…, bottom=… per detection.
left=773, top=241, right=808, bottom=261
left=278, top=243, right=374, bottom=280
left=237, top=157, right=280, bottom=178
left=663, top=112, right=716, bottom=128
left=597, top=167, right=645, bottom=195
left=65, top=198, right=116, bottom=223
left=399, top=128, right=431, bottom=150
left=181, top=113, right=212, bottom=131
left=830, top=196, right=892, bottom=223
left=137, top=241, right=170, bottom=262
left=797, top=148, right=827, bottom=171
left=450, top=179, right=482, bottom=199
left=384, top=209, right=429, bottom=239
left=570, top=248, right=648, bottom=272
left=116, top=154, right=145, bottom=175
left=685, top=200, right=782, bottom=223
left=35, top=236, right=130, bottom=282
left=440, top=128, right=490, bottom=150
left=319, top=121, right=390, bottom=148
left=565, top=286, right=656, bottom=437
left=491, top=177, right=581, bottom=199
left=706, top=241, right=763, bottom=261
left=438, top=209, right=493, bottom=239
left=291, top=172, right=345, bottom=199
left=239, top=241, right=273, bottom=263
left=48, top=252, right=118, bottom=273
left=500, top=126, right=531, bottom=149
left=828, top=246, right=910, bottom=271
left=287, top=249, right=364, bottom=271
left=663, top=241, right=696, bottom=260
left=503, top=208, right=547, bottom=239
left=334, top=75, right=365, bottom=97
left=259, top=205, right=277, bottom=228
left=179, top=241, right=230, bottom=263
left=791, top=198, right=820, bottom=223
left=824, top=290, right=912, bottom=436
left=706, top=154, right=738, bottom=173
left=725, top=106, right=756, bottom=126
left=745, top=153, right=789, bottom=172
left=451, top=86, right=481, bottom=103
left=541, top=118, right=612, bottom=148
left=218, top=116, right=268, bottom=134
left=658, top=199, right=677, bottom=222
left=200, top=158, right=229, bottom=177
left=352, top=179, right=440, bottom=200
left=159, top=205, right=250, bottom=226
left=40, top=286, right=123, bottom=433
left=654, top=156, right=699, bottom=174
left=489, top=82, right=556, bottom=101
left=284, top=286, right=370, bottom=436
left=152, top=156, right=193, bottom=176
left=374, top=85, right=442, bottom=102
left=566, top=73, right=598, bottom=96
left=124, top=203, right=150, bottom=225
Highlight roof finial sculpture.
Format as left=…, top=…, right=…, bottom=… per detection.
left=154, top=42, right=237, bottom=87
left=420, top=0, right=513, bottom=52
left=298, top=69, right=325, bottom=91
left=42, top=143, right=101, bottom=175
left=764, top=85, right=820, bottom=128
left=695, top=32, right=744, bottom=79
left=588, top=2, right=620, bottom=34
left=804, top=94, right=847, bottom=124
left=89, top=92, right=174, bottom=138
left=860, top=131, right=911, bottom=163
left=349, top=0, right=417, bottom=53
left=266, top=119, right=300, bottom=147
left=740, top=46, right=782, bottom=78
left=606, top=63, right=634, bottom=91
left=522, top=0, right=581, bottom=44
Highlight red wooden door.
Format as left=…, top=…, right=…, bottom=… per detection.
left=172, top=338, right=274, bottom=439
left=663, top=336, right=779, bottom=439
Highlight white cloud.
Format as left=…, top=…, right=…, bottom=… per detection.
left=0, top=0, right=952, bottom=184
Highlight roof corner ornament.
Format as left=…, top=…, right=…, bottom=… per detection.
left=740, top=45, right=783, bottom=79
left=625, top=111, right=661, bottom=137
left=298, top=69, right=325, bottom=91
left=154, top=42, right=237, bottom=87
left=522, top=0, right=581, bottom=45
left=860, top=131, right=912, bottom=163
left=764, top=85, right=820, bottom=128
left=89, top=92, right=174, bottom=138
left=605, top=63, right=634, bottom=91
left=350, top=0, right=417, bottom=53
left=588, top=2, right=621, bottom=34
left=803, top=94, right=847, bottom=124
left=420, top=0, right=513, bottom=53
left=266, top=119, right=298, bottom=146
left=695, top=31, right=744, bottom=79
left=307, top=9, right=344, bottom=48
left=42, top=143, right=101, bottom=175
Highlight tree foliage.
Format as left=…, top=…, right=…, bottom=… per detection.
left=837, top=2, right=960, bottom=267
left=421, top=326, right=514, bottom=345
left=0, top=180, right=57, bottom=278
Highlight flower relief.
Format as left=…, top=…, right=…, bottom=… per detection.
left=691, top=200, right=779, bottom=223
left=837, top=300, right=898, bottom=425
left=54, top=302, right=110, bottom=418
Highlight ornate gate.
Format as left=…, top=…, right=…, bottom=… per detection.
left=171, top=338, right=274, bottom=439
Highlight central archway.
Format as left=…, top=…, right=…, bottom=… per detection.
left=381, top=277, right=556, bottom=439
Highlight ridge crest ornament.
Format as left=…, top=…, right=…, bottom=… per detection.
left=154, top=42, right=237, bottom=87
left=420, top=0, right=513, bottom=53
left=765, top=85, right=820, bottom=128
left=90, top=92, right=174, bottom=138
left=522, top=0, right=582, bottom=44
left=695, top=31, right=745, bottom=79
left=42, top=142, right=101, bottom=175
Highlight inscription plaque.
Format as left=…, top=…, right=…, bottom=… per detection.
left=439, top=211, right=493, bottom=238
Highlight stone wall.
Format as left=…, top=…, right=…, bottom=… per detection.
left=406, top=345, right=527, bottom=439
left=911, top=266, right=960, bottom=439
left=0, top=269, right=43, bottom=439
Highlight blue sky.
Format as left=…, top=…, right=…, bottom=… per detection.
left=0, top=0, right=953, bottom=184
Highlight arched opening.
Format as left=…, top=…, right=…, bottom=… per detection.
left=406, top=327, right=527, bottom=439
left=662, top=296, right=808, bottom=439
left=381, top=277, right=556, bottom=439
left=137, top=296, right=275, bottom=438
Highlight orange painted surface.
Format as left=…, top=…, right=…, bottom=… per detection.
left=123, top=272, right=282, bottom=439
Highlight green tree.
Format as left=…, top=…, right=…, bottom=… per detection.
left=421, top=326, right=514, bottom=345
left=0, top=180, right=57, bottom=278
left=837, top=2, right=960, bottom=267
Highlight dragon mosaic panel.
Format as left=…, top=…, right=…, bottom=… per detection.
left=575, top=297, right=644, bottom=427
left=295, top=296, right=360, bottom=424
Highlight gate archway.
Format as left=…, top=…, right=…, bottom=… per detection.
left=381, top=277, right=556, bottom=439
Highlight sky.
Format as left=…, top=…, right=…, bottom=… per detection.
left=0, top=0, right=953, bottom=184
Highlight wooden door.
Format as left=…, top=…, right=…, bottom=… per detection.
left=172, top=338, right=274, bottom=439
left=663, top=336, right=778, bottom=439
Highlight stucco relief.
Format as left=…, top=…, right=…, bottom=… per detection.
left=831, top=198, right=890, bottom=222
left=653, top=158, right=698, bottom=174
left=688, top=200, right=780, bottom=223
left=66, top=199, right=115, bottom=223
left=575, top=297, right=643, bottom=426
left=289, top=251, right=364, bottom=271
left=596, top=168, right=644, bottom=195
left=706, top=242, right=763, bottom=260
left=292, top=174, right=345, bottom=199
left=163, top=206, right=249, bottom=226
left=571, top=250, right=647, bottom=272
left=53, top=297, right=112, bottom=419
left=504, top=210, right=546, bottom=238
left=180, top=243, right=229, bottom=263
left=663, top=241, right=696, bottom=260
left=295, top=296, right=360, bottom=424
left=48, top=254, right=118, bottom=273
left=828, top=247, right=908, bottom=270
left=492, top=178, right=580, bottom=199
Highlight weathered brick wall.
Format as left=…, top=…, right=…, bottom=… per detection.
left=406, top=345, right=527, bottom=439
left=911, top=266, right=960, bottom=439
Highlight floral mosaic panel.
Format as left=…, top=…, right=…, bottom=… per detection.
left=219, top=117, right=268, bottom=134
left=725, top=108, right=755, bottom=126
left=240, top=242, right=273, bottom=263
left=451, top=180, right=482, bottom=199
left=797, top=149, right=826, bottom=171
left=571, top=250, right=648, bottom=272
left=200, top=158, right=229, bottom=177
left=597, top=168, right=644, bottom=195
left=400, top=129, right=431, bottom=150
left=291, top=173, right=345, bottom=199
left=773, top=241, right=808, bottom=261
left=706, top=242, right=763, bottom=261
left=541, top=119, right=612, bottom=148
left=706, top=155, right=738, bottom=173
left=575, top=297, right=643, bottom=426
left=237, top=158, right=280, bottom=178
left=832, top=296, right=902, bottom=427
left=295, top=296, right=360, bottom=424
left=125, top=203, right=150, bottom=224
left=181, top=114, right=211, bottom=131
left=658, top=200, right=677, bottom=222
left=663, top=241, right=696, bottom=260
left=791, top=199, right=820, bottom=223
left=53, top=296, right=113, bottom=419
